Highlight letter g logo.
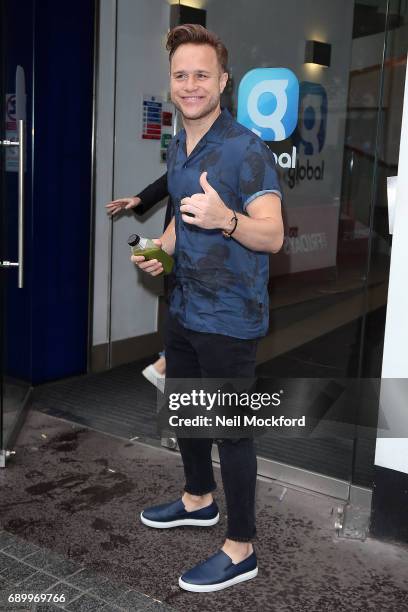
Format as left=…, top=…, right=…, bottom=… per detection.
left=293, top=81, right=328, bottom=155
left=238, top=68, right=299, bottom=141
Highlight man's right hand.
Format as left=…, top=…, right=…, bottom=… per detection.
left=131, top=238, right=164, bottom=277
left=106, top=196, right=141, bottom=216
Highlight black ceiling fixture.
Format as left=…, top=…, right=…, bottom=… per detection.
left=170, top=4, right=207, bottom=29
left=305, top=40, right=331, bottom=67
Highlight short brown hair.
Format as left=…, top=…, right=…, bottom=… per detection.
left=166, top=24, right=228, bottom=73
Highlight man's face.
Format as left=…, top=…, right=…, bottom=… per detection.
left=170, top=43, right=228, bottom=121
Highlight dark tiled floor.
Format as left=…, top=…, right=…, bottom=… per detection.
left=0, top=410, right=408, bottom=612
left=0, top=532, right=172, bottom=611
left=31, top=350, right=374, bottom=486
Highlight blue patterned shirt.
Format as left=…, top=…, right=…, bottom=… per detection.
left=167, top=109, right=282, bottom=339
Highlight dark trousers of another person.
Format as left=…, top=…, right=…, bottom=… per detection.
left=165, top=313, right=258, bottom=542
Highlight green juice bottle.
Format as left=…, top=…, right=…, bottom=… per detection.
left=128, top=234, right=174, bottom=275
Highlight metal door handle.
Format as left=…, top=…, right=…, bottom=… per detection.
left=18, top=119, right=24, bottom=288
left=0, top=119, right=24, bottom=287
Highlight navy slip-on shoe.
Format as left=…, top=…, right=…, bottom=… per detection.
left=140, top=498, right=219, bottom=528
left=179, top=549, right=258, bottom=592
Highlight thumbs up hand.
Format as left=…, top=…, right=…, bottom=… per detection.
left=180, top=172, right=231, bottom=230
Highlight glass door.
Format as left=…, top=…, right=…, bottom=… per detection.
left=93, top=0, right=406, bottom=499
left=351, top=1, right=408, bottom=491
left=0, top=0, right=34, bottom=466
left=205, top=0, right=403, bottom=498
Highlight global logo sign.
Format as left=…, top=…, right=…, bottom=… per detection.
left=294, top=81, right=328, bottom=155
left=237, top=68, right=299, bottom=141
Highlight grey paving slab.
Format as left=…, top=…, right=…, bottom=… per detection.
left=0, top=574, right=10, bottom=589
left=0, top=532, right=16, bottom=550
left=0, top=552, right=13, bottom=573
left=83, top=581, right=125, bottom=606
left=115, top=590, right=168, bottom=611
left=45, top=583, right=84, bottom=606
left=64, top=570, right=109, bottom=593
left=34, top=605, right=64, bottom=612
left=18, top=571, right=61, bottom=594
left=0, top=587, right=31, bottom=610
left=114, top=589, right=153, bottom=611
left=0, top=608, right=32, bottom=612
left=0, top=587, right=12, bottom=607
left=0, top=558, right=37, bottom=585
left=24, top=552, right=83, bottom=581
left=0, top=604, right=32, bottom=612
left=65, top=595, right=107, bottom=611
left=3, top=540, right=41, bottom=560
left=142, top=602, right=172, bottom=612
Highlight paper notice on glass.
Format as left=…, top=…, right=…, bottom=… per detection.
left=5, top=94, right=18, bottom=172
left=387, top=176, right=398, bottom=235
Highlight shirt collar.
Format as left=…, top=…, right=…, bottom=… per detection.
left=175, top=108, right=232, bottom=146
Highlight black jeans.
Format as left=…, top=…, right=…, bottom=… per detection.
left=165, top=313, right=258, bottom=542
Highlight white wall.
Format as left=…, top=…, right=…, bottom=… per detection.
left=93, top=0, right=170, bottom=348
left=110, top=0, right=170, bottom=342
left=375, top=55, right=408, bottom=474
left=93, top=0, right=117, bottom=348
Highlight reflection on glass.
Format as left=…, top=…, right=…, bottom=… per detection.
left=0, top=0, right=33, bottom=454
left=206, top=0, right=406, bottom=485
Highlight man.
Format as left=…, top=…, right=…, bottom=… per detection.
left=132, top=24, right=283, bottom=592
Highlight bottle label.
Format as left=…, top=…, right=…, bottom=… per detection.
left=139, top=237, right=148, bottom=249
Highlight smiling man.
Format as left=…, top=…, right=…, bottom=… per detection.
left=132, top=24, right=283, bottom=592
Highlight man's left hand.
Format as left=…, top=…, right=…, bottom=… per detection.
left=180, top=172, right=230, bottom=230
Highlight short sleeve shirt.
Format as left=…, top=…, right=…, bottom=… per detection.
left=166, top=108, right=282, bottom=339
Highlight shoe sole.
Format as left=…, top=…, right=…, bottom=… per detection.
left=140, top=512, right=219, bottom=528
left=178, top=567, right=258, bottom=592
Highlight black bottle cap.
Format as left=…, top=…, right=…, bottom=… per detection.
left=127, top=234, right=140, bottom=247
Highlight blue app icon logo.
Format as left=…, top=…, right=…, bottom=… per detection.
left=294, top=81, right=328, bottom=155
left=237, top=68, right=299, bottom=141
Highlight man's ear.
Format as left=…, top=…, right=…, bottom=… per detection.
left=219, top=71, right=229, bottom=94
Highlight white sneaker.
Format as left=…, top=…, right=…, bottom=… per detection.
left=142, top=364, right=165, bottom=392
